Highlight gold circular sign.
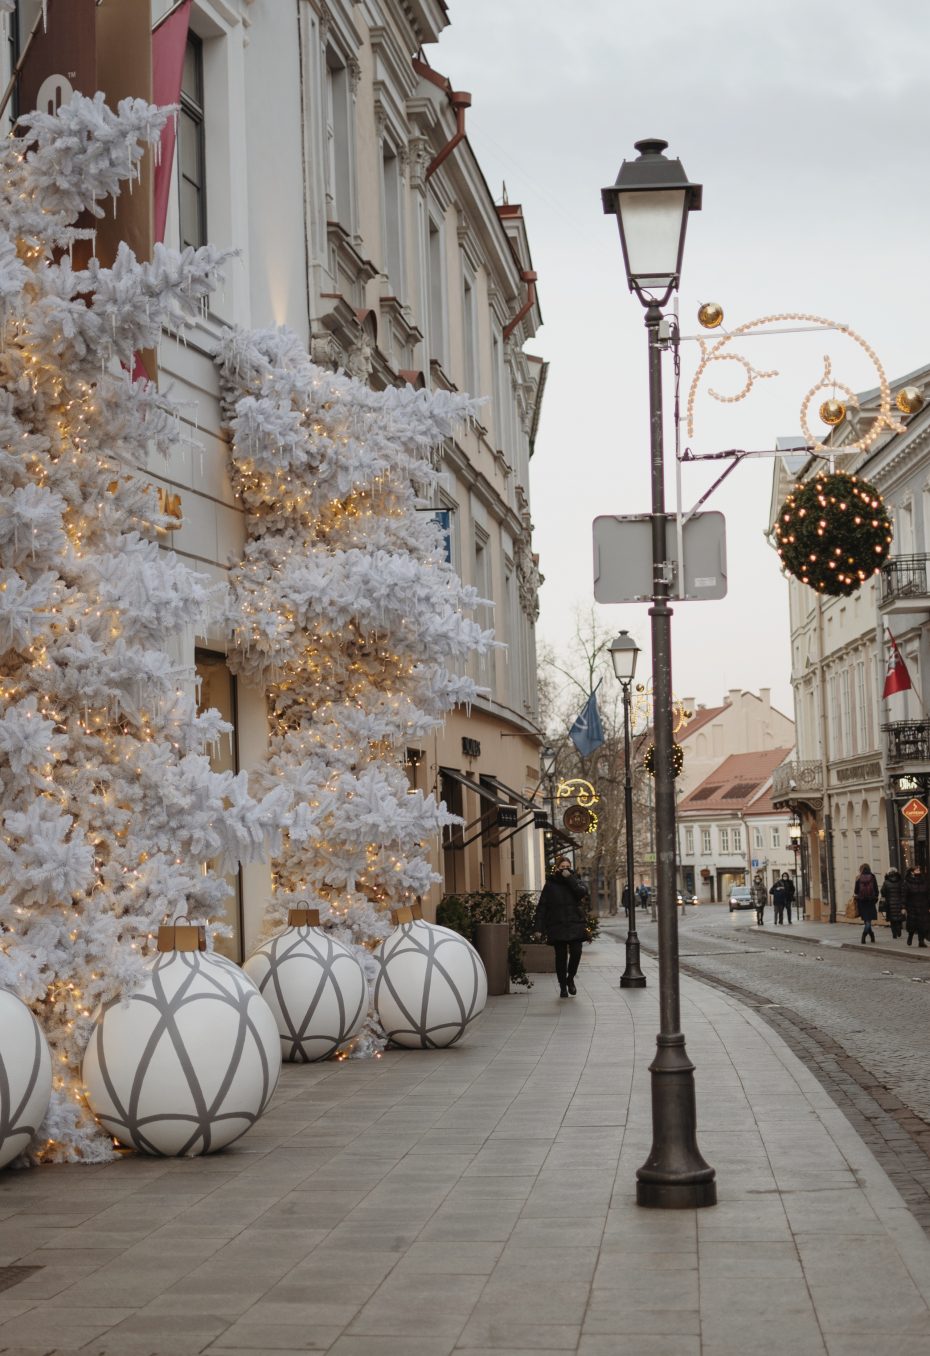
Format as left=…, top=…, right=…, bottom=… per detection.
left=563, top=805, right=593, bottom=833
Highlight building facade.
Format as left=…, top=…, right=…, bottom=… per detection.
left=676, top=689, right=796, bottom=798
left=5, top=0, right=548, bottom=954
left=770, top=365, right=930, bottom=921
left=677, top=749, right=796, bottom=903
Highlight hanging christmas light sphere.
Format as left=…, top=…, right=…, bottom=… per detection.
left=697, top=301, right=724, bottom=329
left=774, top=472, right=893, bottom=597
left=643, top=741, right=684, bottom=779
left=819, top=398, right=846, bottom=427
left=896, top=385, right=924, bottom=415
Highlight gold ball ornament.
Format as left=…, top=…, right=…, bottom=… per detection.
left=896, top=385, right=924, bottom=415
left=819, top=398, right=846, bottom=427
left=697, top=301, right=724, bottom=329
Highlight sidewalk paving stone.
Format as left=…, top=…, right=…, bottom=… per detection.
left=0, top=941, right=929, bottom=1352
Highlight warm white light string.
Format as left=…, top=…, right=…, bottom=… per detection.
left=686, top=312, right=906, bottom=455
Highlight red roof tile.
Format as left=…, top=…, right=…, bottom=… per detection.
left=677, top=748, right=793, bottom=814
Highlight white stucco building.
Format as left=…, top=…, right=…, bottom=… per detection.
left=770, top=366, right=930, bottom=921
left=5, top=0, right=548, bottom=954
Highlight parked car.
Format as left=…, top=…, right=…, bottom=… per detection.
left=728, top=885, right=754, bottom=912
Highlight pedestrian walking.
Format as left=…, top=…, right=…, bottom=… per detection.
left=880, top=867, right=906, bottom=940
left=535, top=855, right=591, bottom=997
left=781, top=873, right=795, bottom=924
left=637, top=880, right=650, bottom=912
left=621, top=883, right=632, bottom=918
left=752, top=872, right=766, bottom=925
left=854, top=862, right=880, bottom=943
left=904, top=865, right=930, bottom=947
left=770, top=875, right=787, bottom=924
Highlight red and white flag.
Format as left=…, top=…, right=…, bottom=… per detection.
left=883, top=629, right=913, bottom=698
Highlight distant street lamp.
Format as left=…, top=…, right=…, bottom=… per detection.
left=602, top=138, right=716, bottom=1209
left=609, top=631, right=646, bottom=990
left=540, top=744, right=558, bottom=869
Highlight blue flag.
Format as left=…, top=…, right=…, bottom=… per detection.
left=569, top=688, right=605, bottom=758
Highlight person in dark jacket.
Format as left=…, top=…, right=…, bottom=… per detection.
left=781, top=873, right=796, bottom=924
left=904, top=865, right=930, bottom=947
left=854, top=862, right=879, bottom=943
left=752, top=873, right=766, bottom=925
left=535, top=856, right=590, bottom=997
left=880, top=867, right=906, bottom=940
left=770, top=876, right=786, bottom=925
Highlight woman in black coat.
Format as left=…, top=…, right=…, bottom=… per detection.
left=904, top=866, right=930, bottom=947
left=854, top=862, right=879, bottom=943
left=535, top=856, right=590, bottom=998
left=880, top=868, right=906, bottom=940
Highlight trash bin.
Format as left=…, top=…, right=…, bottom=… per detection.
left=475, top=922, right=509, bottom=996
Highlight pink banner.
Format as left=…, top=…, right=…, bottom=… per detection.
left=152, top=0, right=192, bottom=244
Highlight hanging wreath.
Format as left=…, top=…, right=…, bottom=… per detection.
left=643, top=741, right=683, bottom=779
left=774, top=472, right=893, bottom=596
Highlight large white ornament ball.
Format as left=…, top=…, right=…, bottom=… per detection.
left=0, top=991, right=52, bottom=1170
left=82, top=950, right=281, bottom=1157
left=243, top=924, right=368, bottom=1062
left=374, top=919, right=487, bottom=1049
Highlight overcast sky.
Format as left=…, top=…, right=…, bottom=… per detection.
left=437, top=0, right=930, bottom=721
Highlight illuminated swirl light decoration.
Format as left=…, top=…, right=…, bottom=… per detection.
left=556, top=778, right=599, bottom=807
left=632, top=682, right=693, bottom=737
left=686, top=313, right=907, bottom=456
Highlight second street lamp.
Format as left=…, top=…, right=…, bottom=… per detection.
left=602, top=138, right=716, bottom=1209
left=610, top=631, right=646, bottom=990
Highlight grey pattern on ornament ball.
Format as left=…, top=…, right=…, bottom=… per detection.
left=82, top=950, right=281, bottom=1157
left=374, top=918, right=487, bottom=1049
left=0, top=991, right=52, bottom=1170
left=243, top=924, right=368, bottom=1062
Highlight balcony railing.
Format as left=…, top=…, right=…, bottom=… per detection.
left=880, top=554, right=930, bottom=607
left=771, top=760, right=823, bottom=799
left=882, top=719, right=930, bottom=765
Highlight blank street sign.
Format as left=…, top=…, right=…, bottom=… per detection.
left=593, top=512, right=727, bottom=604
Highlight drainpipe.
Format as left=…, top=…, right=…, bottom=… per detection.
left=412, top=58, right=472, bottom=181
left=503, top=270, right=538, bottom=341
left=426, top=91, right=471, bottom=179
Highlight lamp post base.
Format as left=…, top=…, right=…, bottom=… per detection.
left=619, top=933, right=647, bottom=988
left=636, top=1032, right=716, bottom=1209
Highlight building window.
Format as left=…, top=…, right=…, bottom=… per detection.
left=771, top=827, right=781, bottom=849
left=195, top=650, right=242, bottom=961
left=474, top=529, right=493, bottom=688
left=381, top=142, right=403, bottom=294
left=701, top=828, right=711, bottom=855
left=179, top=34, right=207, bottom=250
left=733, top=827, right=742, bottom=852
left=753, top=827, right=764, bottom=850
left=841, top=669, right=852, bottom=756
left=856, top=660, right=870, bottom=752
left=685, top=828, right=694, bottom=855
left=428, top=218, right=445, bottom=364
left=325, top=50, right=352, bottom=228
left=462, top=266, right=478, bottom=393
left=720, top=827, right=730, bottom=852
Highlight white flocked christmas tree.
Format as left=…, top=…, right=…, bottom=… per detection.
left=0, top=93, right=286, bottom=1160
left=215, top=327, right=496, bottom=1053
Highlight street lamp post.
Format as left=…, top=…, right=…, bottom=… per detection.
left=602, top=138, right=716, bottom=1209
left=609, top=631, right=646, bottom=989
left=541, top=744, right=558, bottom=870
